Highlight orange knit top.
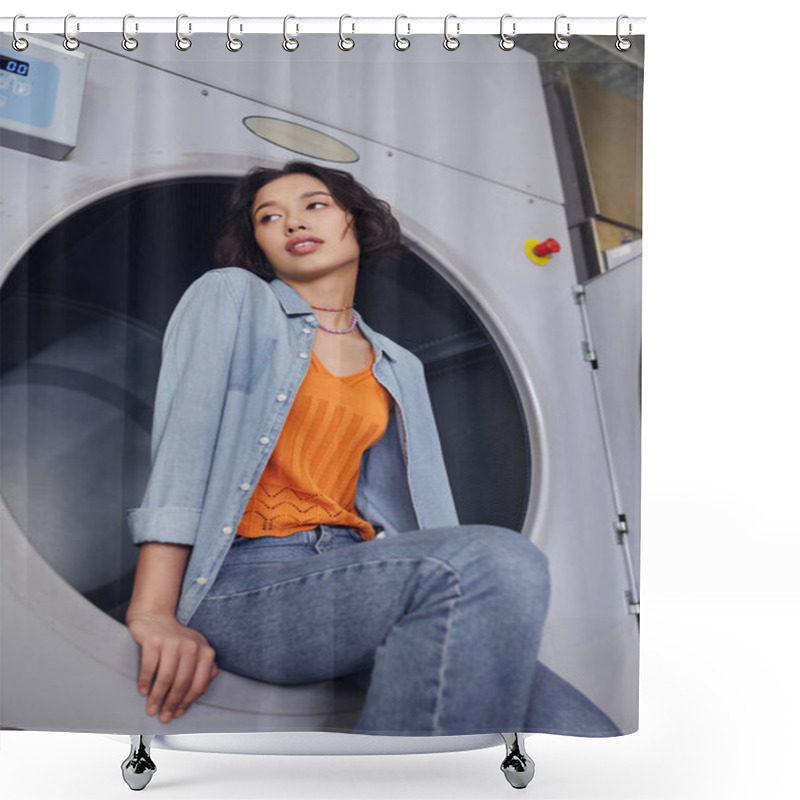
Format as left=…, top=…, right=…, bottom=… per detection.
left=236, top=347, right=392, bottom=541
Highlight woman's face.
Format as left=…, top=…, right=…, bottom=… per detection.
left=250, top=173, right=360, bottom=283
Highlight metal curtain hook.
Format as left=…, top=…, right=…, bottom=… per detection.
left=443, top=14, right=460, bottom=51
left=12, top=14, right=28, bottom=51
left=227, top=15, right=243, bottom=51
left=339, top=14, right=355, bottom=51
left=394, top=14, right=410, bottom=50
left=176, top=14, right=191, bottom=50
left=616, top=15, right=632, bottom=51
left=499, top=14, right=516, bottom=50
left=554, top=14, right=570, bottom=51
left=122, top=14, right=138, bottom=51
left=283, top=15, right=299, bottom=51
left=63, top=13, right=79, bottom=51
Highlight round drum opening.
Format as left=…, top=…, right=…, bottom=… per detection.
left=0, top=178, right=531, bottom=621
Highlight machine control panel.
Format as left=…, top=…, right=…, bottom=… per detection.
left=1, top=52, right=59, bottom=127
left=0, top=33, right=87, bottom=160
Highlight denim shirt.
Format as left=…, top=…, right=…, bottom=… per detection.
left=125, top=267, right=459, bottom=625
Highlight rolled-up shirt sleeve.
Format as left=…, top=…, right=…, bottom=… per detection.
left=125, top=270, right=240, bottom=546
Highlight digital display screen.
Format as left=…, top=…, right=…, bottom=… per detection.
left=1, top=55, right=30, bottom=77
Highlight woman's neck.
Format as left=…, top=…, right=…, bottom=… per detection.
left=279, top=268, right=358, bottom=327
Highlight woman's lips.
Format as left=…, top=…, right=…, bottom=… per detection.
left=287, top=239, right=323, bottom=254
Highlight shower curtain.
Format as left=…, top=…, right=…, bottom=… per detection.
left=0, top=26, right=643, bottom=739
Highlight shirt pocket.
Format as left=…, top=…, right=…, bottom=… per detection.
left=229, top=336, right=277, bottom=392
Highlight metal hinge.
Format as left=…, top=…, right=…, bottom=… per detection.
left=615, top=514, right=640, bottom=616
left=581, top=341, right=598, bottom=369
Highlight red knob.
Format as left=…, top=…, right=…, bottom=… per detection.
left=533, top=238, right=561, bottom=257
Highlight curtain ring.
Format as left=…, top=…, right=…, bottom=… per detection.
left=443, top=14, right=460, bottom=51
left=553, top=14, right=570, bottom=51
left=63, top=13, right=80, bottom=51
left=175, top=14, right=191, bottom=51
left=616, top=15, right=632, bottom=51
left=499, top=14, right=515, bottom=51
left=227, top=15, right=243, bottom=51
left=394, top=15, right=410, bottom=50
left=12, top=15, right=28, bottom=51
left=283, top=15, right=299, bottom=51
left=122, top=14, right=138, bottom=51
left=339, top=15, right=355, bottom=51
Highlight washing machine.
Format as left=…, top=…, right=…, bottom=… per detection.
left=0, top=30, right=641, bottom=753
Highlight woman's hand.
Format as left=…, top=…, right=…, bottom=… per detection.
left=126, top=613, right=220, bottom=723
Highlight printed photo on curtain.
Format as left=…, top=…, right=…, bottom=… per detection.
left=0, top=27, right=643, bottom=742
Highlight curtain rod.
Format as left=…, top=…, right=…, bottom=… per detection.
left=1, top=16, right=646, bottom=37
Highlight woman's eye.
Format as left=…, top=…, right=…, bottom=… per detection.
left=258, top=202, right=325, bottom=223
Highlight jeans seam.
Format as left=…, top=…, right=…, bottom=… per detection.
left=431, top=594, right=460, bottom=734
left=203, top=555, right=464, bottom=602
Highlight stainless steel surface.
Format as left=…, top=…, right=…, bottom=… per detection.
left=582, top=252, right=642, bottom=602
left=121, top=735, right=156, bottom=791
left=500, top=733, right=535, bottom=789
left=574, top=257, right=642, bottom=616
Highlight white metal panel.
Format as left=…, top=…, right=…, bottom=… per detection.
left=73, top=32, right=565, bottom=203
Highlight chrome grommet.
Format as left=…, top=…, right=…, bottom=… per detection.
left=283, top=15, right=299, bottom=51
left=499, top=13, right=515, bottom=50
left=227, top=14, right=243, bottom=51
left=616, top=15, right=632, bottom=51
left=12, top=15, right=28, bottom=51
left=63, top=13, right=79, bottom=51
left=122, top=14, right=138, bottom=51
left=394, top=15, right=410, bottom=50
left=338, top=14, right=355, bottom=50
left=176, top=14, right=191, bottom=51
left=443, top=14, right=460, bottom=51
left=554, top=14, right=570, bottom=51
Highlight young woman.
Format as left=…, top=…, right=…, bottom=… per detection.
left=124, top=161, right=554, bottom=737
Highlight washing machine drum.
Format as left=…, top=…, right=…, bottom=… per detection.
left=0, top=179, right=531, bottom=620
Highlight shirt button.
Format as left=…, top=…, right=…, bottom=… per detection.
left=305, top=315, right=315, bottom=323
left=195, top=577, right=207, bottom=585
left=222, top=526, right=233, bottom=534
left=302, top=327, right=311, bottom=334
left=299, top=351, right=308, bottom=359
left=259, top=436, right=270, bottom=444
left=276, top=393, right=287, bottom=402
left=240, top=482, right=251, bottom=491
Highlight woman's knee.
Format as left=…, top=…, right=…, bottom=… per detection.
left=449, top=524, right=550, bottom=589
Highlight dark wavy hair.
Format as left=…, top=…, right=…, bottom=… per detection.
left=214, top=161, right=407, bottom=281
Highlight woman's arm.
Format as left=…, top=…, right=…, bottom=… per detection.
left=124, top=271, right=241, bottom=720
left=125, top=543, right=219, bottom=723
left=127, top=542, right=190, bottom=618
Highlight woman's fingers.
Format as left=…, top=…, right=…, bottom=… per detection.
left=146, top=641, right=180, bottom=717
left=157, top=641, right=201, bottom=721
left=172, top=647, right=218, bottom=718
left=127, top=616, right=218, bottom=722
left=137, top=640, right=161, bottom=698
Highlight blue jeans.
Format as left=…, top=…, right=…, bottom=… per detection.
left=188, top=524, right=618, bottom=736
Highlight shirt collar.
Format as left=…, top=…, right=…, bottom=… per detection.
left=269, top=277, right=400, bottom=363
